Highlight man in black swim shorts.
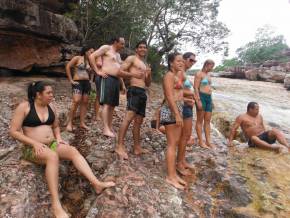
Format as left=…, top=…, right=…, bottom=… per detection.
left=228, top=102, right=289, bottom=153
left=115, top=40, right=152, bottom=159
left=89, top=37, right=125, bottom=137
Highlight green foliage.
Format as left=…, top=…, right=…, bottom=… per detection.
left=236, top=25, right=289, bottom=64
left=214, top=58, right=241, bottom=72
left=69, top=0, right=229, bottom=81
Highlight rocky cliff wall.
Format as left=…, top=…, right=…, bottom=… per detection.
left=0, top=0, right=81, bottom=74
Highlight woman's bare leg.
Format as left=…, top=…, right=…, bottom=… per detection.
left=66, top=94, right=81, bottom=132
left=204, top=112, right=215, bottom=148
left=35, top=148, right=68, bottom=218
left=56, top=144, right=115, bottom=193
left=196, top=110, right=208, bottom=148
left=177, top=118, right=192, bottom=176
left=80, top=95, right=89, bottom=130
left=165, top=124, right=186, bottom=189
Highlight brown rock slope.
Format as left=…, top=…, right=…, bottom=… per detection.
left=1, top=77, right=289, bottom=217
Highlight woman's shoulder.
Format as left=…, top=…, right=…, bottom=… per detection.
left=15, top=100, right=30, bottom=114
left=18, top=100, right=30, bottom=108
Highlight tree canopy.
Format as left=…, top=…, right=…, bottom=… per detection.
left=68, top=0, right=229, bottom=53
left=236, top=25, right=289, bottom=64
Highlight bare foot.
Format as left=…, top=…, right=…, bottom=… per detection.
left=66, top=123, right=74, bottom=132
left=186, top=136, right=195, bottom=146
left=93, top=181, right=116, bottom=194
left=80, top=123, right=90, bottom=130
left=52, top=204, right=69, bottom=218
left=176, top=175, right=187, bottom=186
left=115, top=147, right=129, bottom=160
left=133, top=147, right=150, bottom=155
left=183, top=161, right=196, bottom=171
left=176, top=165, right=192, bottom=176
left=206, top=143, right=216, bottom=149
left=166, top=177, right=185, bottom=190
left=198, top=142, right=210, bottom=149
left=103, top=129, right=115, bottom=137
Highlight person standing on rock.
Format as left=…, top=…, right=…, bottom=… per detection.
left=89, top=37, right=126, bottom=137
left=160, top=52, right=187, bottom=190
left=9, top=81, right=115, bottom=218
left=176, top=52, right=197, bottom=176
left=194, top=59, right=215, bottom=149
left=115, top=40, right=151, bottom=160
left=228, top=102, right=289, bottom=152
left=65, top=46, right=94, bottom=131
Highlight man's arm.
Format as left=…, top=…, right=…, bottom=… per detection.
left=228, top=115, right=242, bottom=146
left=88, top=45, right=110, bottom=78
left=145, top=64, right=152, bottom=87
left=118, top=56, right=142, bottom=79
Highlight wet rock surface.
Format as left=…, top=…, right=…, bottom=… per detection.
left=0, top=76, right=289, bottom=217
left=212, top=77, right=290, bottom=217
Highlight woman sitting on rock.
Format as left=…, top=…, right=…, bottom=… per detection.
left=160, top=53, right=187, bottom=190
left=194, top=59, right=215, bottom=149
left=9, top=81, right=115, bottom=218
left=66, top=46, right=94, bottom=131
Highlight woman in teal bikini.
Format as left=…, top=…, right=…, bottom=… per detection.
left=9, top=81, right=115, bottom=218
left=194, top=59, right=215, bottom=148
left=176, top=52, right=197, bottom=176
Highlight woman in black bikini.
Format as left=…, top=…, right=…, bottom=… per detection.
left=66, top=47, right=94, bottom=131
left=9, top=81, right=115, bottom=218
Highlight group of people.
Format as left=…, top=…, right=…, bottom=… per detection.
left=9, top=36, right=290, bottom=218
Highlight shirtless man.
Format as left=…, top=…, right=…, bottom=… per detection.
left=228, top=102, right=289, bottom=152
left=115, top=40, right=152, bottom=159
left=89, top=37, right=125, bottom=137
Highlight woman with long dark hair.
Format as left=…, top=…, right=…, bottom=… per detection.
left=194, top=59, right=215, bottom=148
left=66, top=46, right=94, bottom=131
left=9, top=81, right=115, bottom=218
left=160, top=53, right=187, bottom=190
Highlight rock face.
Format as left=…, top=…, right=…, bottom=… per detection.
left=245, top=68, right=260, bottom=80
left=2, top=77, right=290, bottom=217
left=284, top=74, right=290, bottom=90
left=217, top=58, right=290, bottom=90
left=257, top=70, right=286, bottom=83
left=0, top=0, right=81, bottom=74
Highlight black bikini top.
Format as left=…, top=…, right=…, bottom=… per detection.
left=22, top=102, right=55, bottom=127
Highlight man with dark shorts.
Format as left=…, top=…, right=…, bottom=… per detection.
left=228, top=102, right=289, bottom=153
left=89, top=37, right=125, bottom=137
left=115, top=40, right=152, bottom=159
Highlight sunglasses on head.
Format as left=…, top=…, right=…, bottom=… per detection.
left=189, top=58, right=197, bottom=63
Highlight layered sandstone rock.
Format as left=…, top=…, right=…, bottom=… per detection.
left=0, top=0, right=81, bottom=74
left=257, top=70, right=286, bottom=83
left=284, top=74, right=290, bottom=90
left=245, top=68, right=261, bottom=80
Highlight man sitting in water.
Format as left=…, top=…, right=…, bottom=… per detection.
left=228, top=102, right=289, bottom=152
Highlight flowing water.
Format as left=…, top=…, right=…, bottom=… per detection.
left=212, top=77, right=290, bottom=130
left=211, top=77, right=290, bottom=217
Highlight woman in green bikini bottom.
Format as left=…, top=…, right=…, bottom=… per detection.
left=9, top=81, right=115, bottom=218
